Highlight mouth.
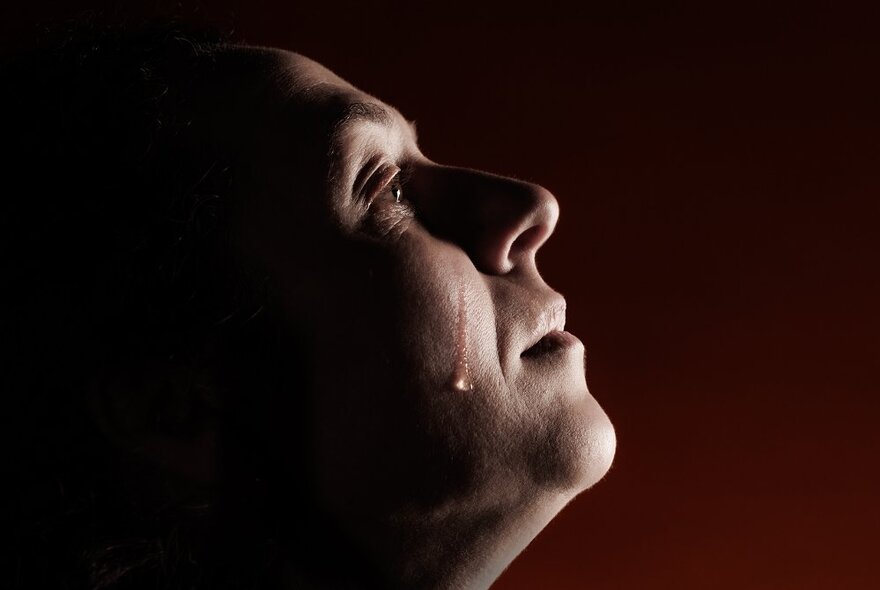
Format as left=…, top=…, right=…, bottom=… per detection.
left=520, top=298, right=579, bottom=358
left=521, top=329, right=580, bottom=358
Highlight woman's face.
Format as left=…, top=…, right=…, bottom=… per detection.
left=215, top=47, right=615, bottom=561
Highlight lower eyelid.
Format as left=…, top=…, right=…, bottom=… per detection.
left=362, top=199, right=415, bottom=238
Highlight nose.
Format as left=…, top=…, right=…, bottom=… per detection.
left=415, top=166, right=560, bottom=275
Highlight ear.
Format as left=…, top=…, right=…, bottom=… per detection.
left=88, top=358, right=222, bottom=485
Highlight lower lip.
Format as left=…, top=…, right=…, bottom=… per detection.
left=522, top=330, right=582, bottom=358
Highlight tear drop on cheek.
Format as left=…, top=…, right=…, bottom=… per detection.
left=450, top=283, right=473, bottom=393
left=451, top=375, right=471, bottom=392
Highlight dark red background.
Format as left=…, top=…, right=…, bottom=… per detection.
left=5, top=2, right=879, bottom=588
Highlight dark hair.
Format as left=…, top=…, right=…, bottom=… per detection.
left=0, top=21, right=288, bottom=589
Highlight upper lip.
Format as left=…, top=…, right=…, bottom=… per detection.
left=521, top=296, right=567, bottom=355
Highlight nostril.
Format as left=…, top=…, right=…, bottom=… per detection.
left=509, top=224, right=547, bottom=259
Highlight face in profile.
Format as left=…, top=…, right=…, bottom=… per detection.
left=158, top=46, right=616, bottom=588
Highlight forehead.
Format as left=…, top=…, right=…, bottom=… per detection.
left=258, top=48, right=408, bottom=131
left=216, top=47, right=415, bottom=157
left=267, top=49, right=355, bottom=95
left=246, top=49, right=417, bottom=170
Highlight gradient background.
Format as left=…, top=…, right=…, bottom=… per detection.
left=4, top=2, right=879, bottom=588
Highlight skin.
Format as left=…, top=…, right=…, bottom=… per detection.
left=108, top=47, right=616, bottom=589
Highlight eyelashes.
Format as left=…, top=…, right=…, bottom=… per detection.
left=360, top=162, right=413, bottom=210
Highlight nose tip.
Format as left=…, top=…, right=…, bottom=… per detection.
left=478, top=180, right=559, bottom=275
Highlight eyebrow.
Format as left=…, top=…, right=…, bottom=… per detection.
left=328, top=100, right=418, bottom=146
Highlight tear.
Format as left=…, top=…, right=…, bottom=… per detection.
left=450, top=281, right=473, bottom=392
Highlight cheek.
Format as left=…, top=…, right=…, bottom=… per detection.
left=398, top=264, right=501, bottom=398
left=303, top=236, right=514, bottom=504
left=294, top=238, right=466, bottom=504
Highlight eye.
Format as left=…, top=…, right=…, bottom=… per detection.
left=362, top=164, right=411, bottom=210
left=390, top=180, right=403, bottom=203
left=357, top=163, right=416, bottom=237
left=388, top=164, right=413, bottom=203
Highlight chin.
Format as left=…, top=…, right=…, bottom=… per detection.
left=575, top=409, right=617, bottom=492
left=529, top=396, right=617, bottom=496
